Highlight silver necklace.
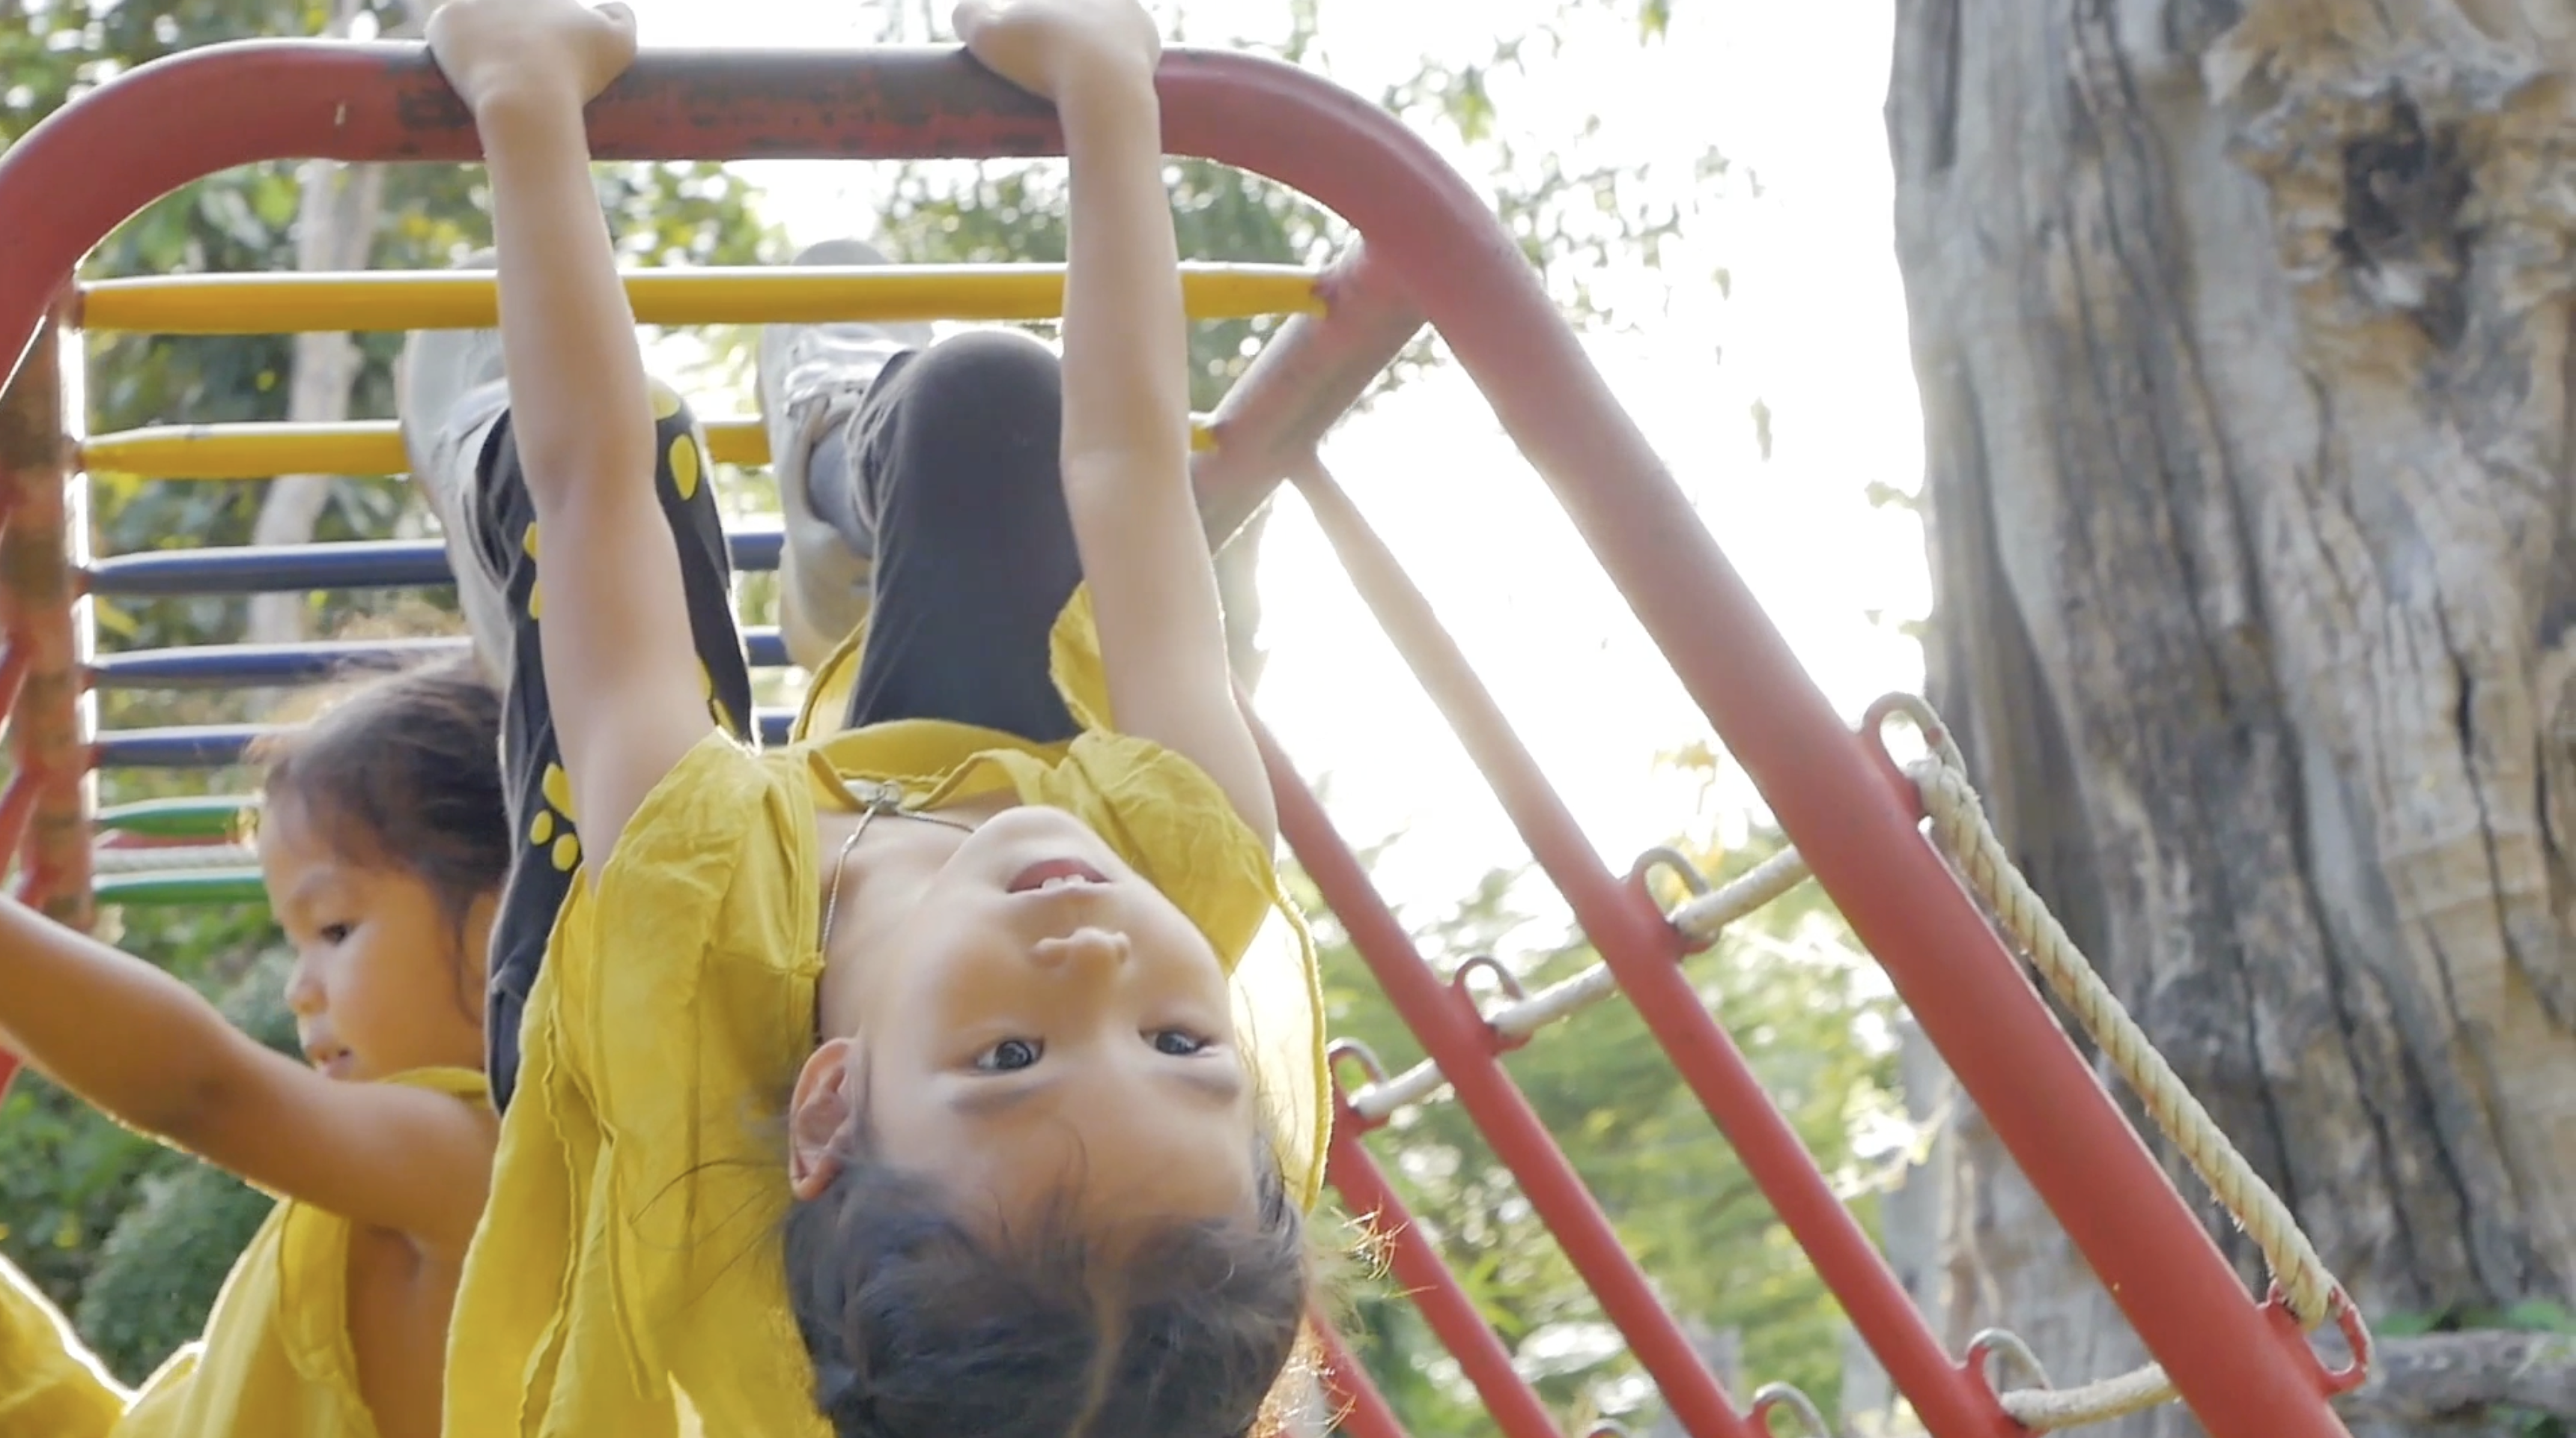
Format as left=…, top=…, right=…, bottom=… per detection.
left=819, top=781, right=975, bottom=954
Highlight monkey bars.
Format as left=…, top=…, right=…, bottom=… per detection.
left=76, top=262, right=1321, bottom=332
left=0, top=38, right=2365, bottom=1438
left=80, top=413, right=1212, bottom=479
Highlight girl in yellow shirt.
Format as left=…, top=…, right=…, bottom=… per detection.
left=0, top=659, right=508, bottom=1438
left=411, top=0, right=1331, bottom=1433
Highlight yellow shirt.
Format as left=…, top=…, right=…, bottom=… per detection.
left=0, top=1067, right=490, bottom=1438
left=445, top=590, right=1328, bottom=1438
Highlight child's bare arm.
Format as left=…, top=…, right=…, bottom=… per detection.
left=0, top=902, right=493, bottom=1255
left=427, top=0, right=707, bottom=861
left=959, top=0, right=1278, bottom=846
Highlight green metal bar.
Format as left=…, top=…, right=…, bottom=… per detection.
left=91, top=867, right=267, bottom=906
left=97, top=795, right=254, bottom=840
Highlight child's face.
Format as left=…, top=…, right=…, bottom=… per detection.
left=789, top=804, right=1260, bottom=1240
left=258, top=798, right=492, bottom=1084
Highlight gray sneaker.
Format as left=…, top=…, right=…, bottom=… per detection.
left=756, top=238, right=933, bottom=672
left=397, top=248, right=517, bottom=683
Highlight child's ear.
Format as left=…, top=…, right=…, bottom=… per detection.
left=787, top=1037, right=858, bottom=1200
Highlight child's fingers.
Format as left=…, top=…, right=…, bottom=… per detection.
left=595, top=2, right=635, bottom=34
left=951, top=0, right=995, bottom=42
left=592, top=1, right=640, bottom=68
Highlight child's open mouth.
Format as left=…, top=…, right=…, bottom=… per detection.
left=1006, top=858, right=1108, bottom=894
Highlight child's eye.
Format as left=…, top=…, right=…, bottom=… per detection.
left=1149, top=1029, right=1208, bottom=1057
left=973, top=1038, right=1042, bottom=1072
left=318, top=923, right=354, bottom=945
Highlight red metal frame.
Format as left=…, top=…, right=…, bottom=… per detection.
left=1291, top=458, right=2017, bottom=1437
left=0, top=478, right=19, bottom=1102
left=1195, top=242, right=1422, bottom=549
left=1324, top=1092, right=1561, bottom=1438
left=0, top=310, right=90, bottom=929
left=1277, top=725, right=1757, bottom=1438
left=0, top=37, right=2360, bottom=1438
left=1308, top=1299, right=1409, bottom=1438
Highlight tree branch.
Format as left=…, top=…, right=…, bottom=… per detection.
left=245, top=0, right=416, bottom=648
left=2339, top=1332, right=2576, bottom=1424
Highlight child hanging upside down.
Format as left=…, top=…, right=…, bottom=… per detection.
left=410, top=0, right=1334, bottom=1434
left=0, top=659, right=509, bottom=1438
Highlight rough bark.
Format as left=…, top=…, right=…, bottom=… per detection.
left=2345, top=1332, right=2576, bottom=1427
left=243, top=0, right=404, bottom=647
left=1883, top=1, right=2576, bottom=1434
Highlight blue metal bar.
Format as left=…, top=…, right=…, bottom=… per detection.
left=93, top=541, right=449, bottom=595
left=98, top=707, right=797, bottom=768
left=92, top=630, right=790, bottom=688
left=96, top=726, right=282, bottom=768
left=97, top=637, right=464, bottom=687
left=87, top=528, right=786, bottom=597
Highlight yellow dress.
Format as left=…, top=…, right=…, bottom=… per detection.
left=0, top=1067, right=490, bottom=1438
left=445, top=589, right=1328, bottom=1438
left=0, top=1255, right=124, bottom=1438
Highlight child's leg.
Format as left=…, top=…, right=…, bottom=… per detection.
left=402, top=287, right=755, bottom=1114
left=765, top=282, right=1083, bottom=740
left=838, top=328, right=1084, bottom=737
left=758, top=240, right=933, bottom=674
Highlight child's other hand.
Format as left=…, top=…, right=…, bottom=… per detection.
left=954, top=0, right=1160, bottom=106
left=427, top=0, right=639, bottom=118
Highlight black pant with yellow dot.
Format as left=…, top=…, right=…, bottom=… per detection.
left=467, top=380, right=754, bottom=1114
left=474, top=330, right=1085, bottom=1114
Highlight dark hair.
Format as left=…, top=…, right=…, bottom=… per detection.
left=783, top=1123, right=1311, bottom=1438
left=246, top=653, right=511, bottom=935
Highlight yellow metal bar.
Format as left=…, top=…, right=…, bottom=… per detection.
left=78, top=264, right=1325, bottom=336
left=82, top=415, right=1215, bottom=479
left=82, top=423, right=428, bottom=479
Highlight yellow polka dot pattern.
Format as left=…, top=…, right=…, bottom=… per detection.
left=648, top=380, right=684, bottom=422
left=533, top=763, right=579, bottom=872
left=669, top=434, right=702, bottom=501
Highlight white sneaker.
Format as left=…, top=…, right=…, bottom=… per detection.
left=756, top=238, right=933, bottom=673
left=397, top=249, right=517, bottom=685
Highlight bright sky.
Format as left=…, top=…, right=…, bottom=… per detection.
left=620, top=0, right=1928, bottom=935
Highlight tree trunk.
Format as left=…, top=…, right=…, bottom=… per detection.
left=243, top=161, right=382, bottom=646
left=243, top=0, right=403, bottom=647
left=1883, top=2, right=2576, bottom=1434
left=1841, top=1021, right=1956, bottom=1436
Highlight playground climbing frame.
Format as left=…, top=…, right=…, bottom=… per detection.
left=0, top=38, right=2367, bottom=1437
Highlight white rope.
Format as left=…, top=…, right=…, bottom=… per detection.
left=1331, top=690, right=2351, bottom=1433
left=1883, top=693, right=2346, bottom=1429
left=1343, top=849, right=1814, bottom=1120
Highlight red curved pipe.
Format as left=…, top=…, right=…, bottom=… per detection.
left=0, top=38, right=2353, bottom=1437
